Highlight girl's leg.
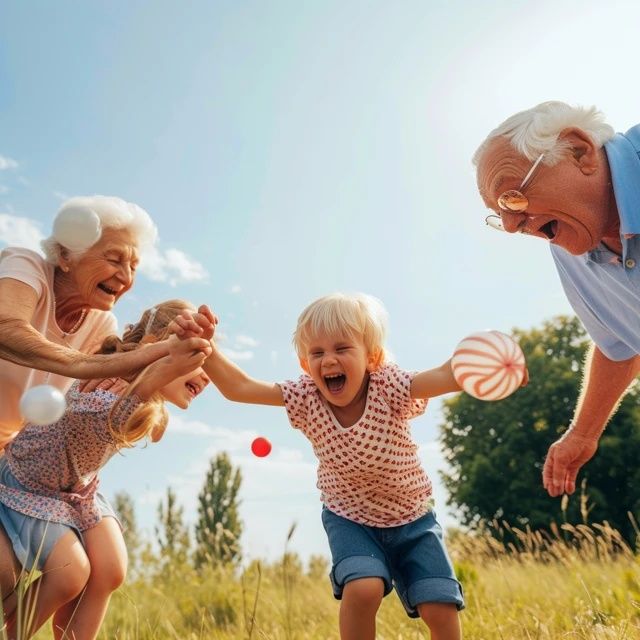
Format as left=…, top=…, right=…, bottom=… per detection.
left=52, top=517, right=127, bottom=640
left=0, top=524, right=21, bottom=617
left=417, top=602, right=461, bottom=640
left=6, top=531, right=90, bottom=640
left=339, top=577, right=384, bottom=640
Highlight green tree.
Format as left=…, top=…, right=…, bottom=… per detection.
left=194, top=452, right=243, bottom=568
left=155, top=486, right=190, bottom=569
left=307, top=554, right=329, bottom=580
left=112, top=491, right=141, bottom=570
left=440, top=315, right=640, bottom=542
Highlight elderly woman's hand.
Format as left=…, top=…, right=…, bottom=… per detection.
left=170, top=305, right=218, bottom=342
left=78, top=378, right=130, bottom=395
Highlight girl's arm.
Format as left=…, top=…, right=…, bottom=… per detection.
left=410, top=358, right=461, bottom=400
left=203, top=344, right=285, bottom=406
left=0, top=278, right=171, bottom=379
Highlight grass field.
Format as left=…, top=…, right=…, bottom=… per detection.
left=5, top=520, right=640, bottom=639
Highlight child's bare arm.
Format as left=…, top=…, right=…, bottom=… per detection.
left=204, top=344, right=284, bottom=406
left=171, top=305, right=284, bottom=406
left=410, top=358, right=461, bottom=399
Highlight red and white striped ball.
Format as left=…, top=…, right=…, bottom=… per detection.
left=452, top=331, right=526, bottom=401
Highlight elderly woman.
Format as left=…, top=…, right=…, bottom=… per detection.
left=0, top=195, right=171, bottom=450
left=0, top=195, right=169, bottom=638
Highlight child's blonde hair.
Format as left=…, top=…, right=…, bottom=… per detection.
left=96, top=299, right=196, bottom=448
left=293, top=292, right=388, bottom=365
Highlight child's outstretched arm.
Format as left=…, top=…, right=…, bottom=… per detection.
left=204, top=344, right=284, bottom=406
left=171, top=305, right=284, bottom=407
left=410, top=358, right=461, bottom=400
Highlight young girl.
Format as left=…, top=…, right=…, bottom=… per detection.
left=0, top=299, right=211, bottom=640
left=176, top=293, right=469, bottom=640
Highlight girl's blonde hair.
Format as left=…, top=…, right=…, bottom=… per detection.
left=96, top=299, right=195, bottom=448
left=293, top=292, right=388, bottom=365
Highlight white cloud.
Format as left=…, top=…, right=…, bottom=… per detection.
left=215, top=332, right=257, bottom=360
left=0, top=213, right=44, bottom=252
left=164, top=413, right=256, bottom=451
left=138, top=245, right=208, bottom=286
left=0, top=186, right=9, bottom=195
left=222, top=347, right=254, bottom=362
left=0, top=155, right=18, bottom=170
left=235, top=334, right=259, bottom=348
left=165, top=414, right=217, bottom=436
left=53, top=191, right=69, bottom=201
left=230, top=284, right=241, bottom=294
left=158, top=422, right=320, bottom=559
left=137, top=488, right=165, bottom=507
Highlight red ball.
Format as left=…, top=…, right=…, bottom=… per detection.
left=251, top=436, right=272, bottom=457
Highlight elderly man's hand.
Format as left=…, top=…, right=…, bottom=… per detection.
left=542, top=431, right=599, bottom=497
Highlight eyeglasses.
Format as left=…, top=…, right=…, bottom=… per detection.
left=485, top=153, right=545, bottom=231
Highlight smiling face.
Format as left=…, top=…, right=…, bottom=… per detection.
left=477, top=132, right=618, bottom=255
left=64, top=227, right=140, bottom=310
left=160, top=368, right=210, bottom=409
left=301, top=330, right=379, bottom=410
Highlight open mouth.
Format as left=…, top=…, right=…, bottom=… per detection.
left=324, top=374, right=346, bottom=394
left=539, top=220, right=558, bottom=240
left=98, top=283, right=118, bottom=296
left=185, top=382, right=200, bottom=397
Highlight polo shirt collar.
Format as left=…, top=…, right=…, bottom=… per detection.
left=604, top=124, right=640, bottom=236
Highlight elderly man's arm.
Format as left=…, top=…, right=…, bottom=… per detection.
left=542, top=344, right=640, bottom=497
left=0, top=278, right=170, bottom=380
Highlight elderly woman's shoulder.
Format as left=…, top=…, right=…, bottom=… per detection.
left=0, top=246, right=47, bottom=264
left=0, top=246, right=50, bottom=276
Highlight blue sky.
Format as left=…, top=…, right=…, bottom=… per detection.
left=1, top=0, right=640, bottom=563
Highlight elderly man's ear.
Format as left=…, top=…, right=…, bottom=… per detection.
left=558, top=127, right=600, bottom=175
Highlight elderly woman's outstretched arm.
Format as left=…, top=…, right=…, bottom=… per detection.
left=0, top=278, right=170, bottom=380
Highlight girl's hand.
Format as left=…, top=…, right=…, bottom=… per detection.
left=166, top=335, right=212, bottom=376
left=135, top=336, right=212, bottom=402
left=170, top=305, right=218, bottom=341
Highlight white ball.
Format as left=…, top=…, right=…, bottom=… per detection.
left=19, top=385, right=67, bottom=425
left=53, top=206, right=102, bottom=251
left=452, top=331, right=526, bottom=401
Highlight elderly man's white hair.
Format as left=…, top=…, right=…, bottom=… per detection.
left=473, top=101, right=616, bottom=167
left=41, top=195, right=158, bottom=263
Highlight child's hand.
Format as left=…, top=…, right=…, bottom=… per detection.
left=170, top=305, right=218, bottom=342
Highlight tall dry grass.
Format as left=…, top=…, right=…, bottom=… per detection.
left=6, top=518, right=639, bottom=639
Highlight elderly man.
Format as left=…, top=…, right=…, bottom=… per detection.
left=474, top=101, right=640, bottom=498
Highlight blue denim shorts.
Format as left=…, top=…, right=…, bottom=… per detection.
left=0, top=456, right=120, bottom=571
left=321, top=507, right=464, bottom=618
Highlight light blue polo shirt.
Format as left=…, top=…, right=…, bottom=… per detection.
left=551, top=124, right=640, bottom=361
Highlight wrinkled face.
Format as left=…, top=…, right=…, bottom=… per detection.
left=160, top=368, right=210, bottom=409
left=301, top=331, right=376, bottom=408
left=477, top=136, right=612, bottom=256
left=66, top=227, right=140, bottom=310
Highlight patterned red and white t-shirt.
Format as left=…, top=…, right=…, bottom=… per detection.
left=280, top=362, right=433, bottom=527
